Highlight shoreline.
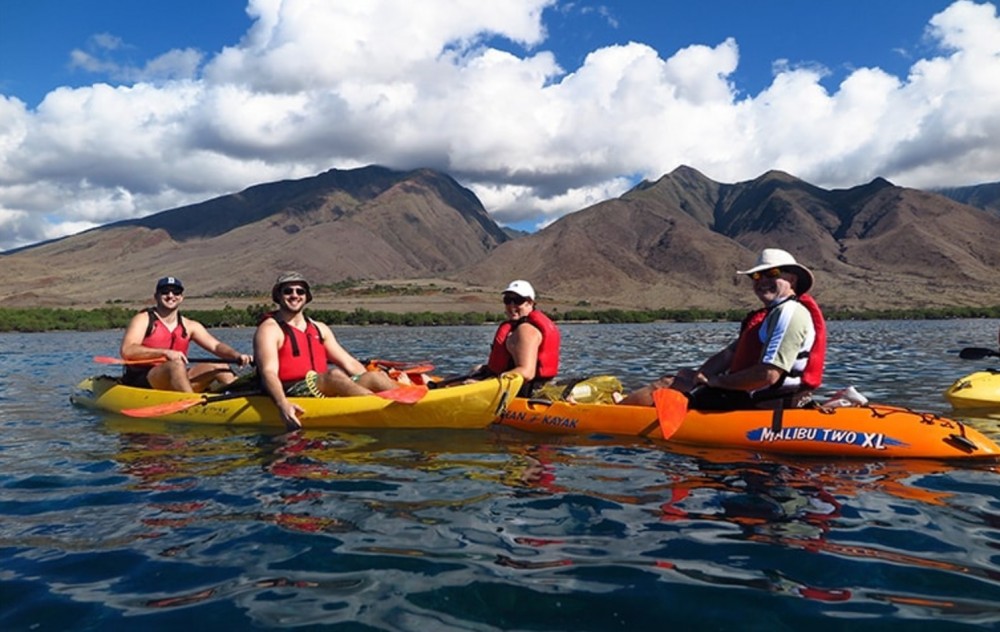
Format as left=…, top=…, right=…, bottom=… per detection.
left=1, top=301, right=998, bottom=334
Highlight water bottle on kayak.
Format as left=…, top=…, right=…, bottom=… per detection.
left=822, top=386, right=869, bottom=408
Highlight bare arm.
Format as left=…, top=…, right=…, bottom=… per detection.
left=188, top=321, right=252, bottom=366
left=505, top=324, right=542, bottom=381
left=705, top=363, right=784, bottom=392
left=253, top=321, right=302, bottom=430
left=671, top=340, right=737, bottom=390
left=697, top=340, right=738, bottom=377
left=319, top=323, right=367, bottom=377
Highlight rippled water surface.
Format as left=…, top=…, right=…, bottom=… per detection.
left=2, top=320, right=1000, bottom=630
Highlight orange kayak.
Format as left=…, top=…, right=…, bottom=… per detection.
left=496, top=398, right=1000, bottom=459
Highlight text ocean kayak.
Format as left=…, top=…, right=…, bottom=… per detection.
left=944, top=370, right=1000, bottom=410
left=72, top=373, right=522, bottom=428
left=495, top=398, right=1000, bottom=459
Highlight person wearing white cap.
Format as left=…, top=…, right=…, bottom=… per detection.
left=253, top=272, right=400, bottom=430
left=120, top=276, right=254, bottom=392
left=619, top=249, right=826, bottom=410
left=471, top=280, right=561, bottom=397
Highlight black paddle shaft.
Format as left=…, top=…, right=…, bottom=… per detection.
left=959, top=347, right=1000, bottom=360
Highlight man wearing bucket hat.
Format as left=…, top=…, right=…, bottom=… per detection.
left=466, top=280, right=560, bottom=397
left=253, top=272, right=399, bottom=429
left=620, top=249, right=826, bottom=410
left=120, top=276, right=253, bottom=392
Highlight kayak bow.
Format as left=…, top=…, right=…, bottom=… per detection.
left=945, top=370, right=1000, bottom=411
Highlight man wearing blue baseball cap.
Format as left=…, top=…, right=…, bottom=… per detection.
left=119, top=276, right=253, bottom=392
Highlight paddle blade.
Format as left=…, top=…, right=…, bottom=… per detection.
left=374, top=385, right=429, bottom=404
left=653, top=388, right=688, bottom=440
left=367, top=359, right=435, bottom=373
left=121, top=397, right=206, bottom=418
left=959, top=347, right=1000, bottom=360
left=94, top=355, right=163, bottom=366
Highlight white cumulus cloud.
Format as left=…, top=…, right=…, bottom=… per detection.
left=1, top=0, right=999, bottom=251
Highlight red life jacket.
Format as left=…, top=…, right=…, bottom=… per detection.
left=266, top=312, right=329, bottom=383
left=141, top=308, right=190, bottom=355
left=728, top=294, right=826, bottom=390
left=486, top=310, right=560, bottom=379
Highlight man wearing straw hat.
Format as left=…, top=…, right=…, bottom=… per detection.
left=619, top=248, right=826, bottom=410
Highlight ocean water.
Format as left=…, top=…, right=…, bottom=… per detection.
left=1, top=320, right=999, bottom=631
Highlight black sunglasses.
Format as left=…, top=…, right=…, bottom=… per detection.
left=503, top=294, right=530, bottom=306
left=282, top=286, right=308, bottom=296
left=158, top=287, right=183, bottom=296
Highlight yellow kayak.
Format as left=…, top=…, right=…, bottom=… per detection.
left=496, top=397, right=1000, bottom=459
left=72, top=373, right=522, bottom=428
left=945, top=370, right=1000, bottom=411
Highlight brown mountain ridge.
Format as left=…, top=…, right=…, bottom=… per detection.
left=2, top=165, right=999, bottom=313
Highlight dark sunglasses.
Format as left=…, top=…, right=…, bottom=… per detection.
left=158, top=287, right=183, bottom=296
left=282, top=286, right=308, bottom=296
left=750, top=268, right=783, bottom=281
left=502, top=294, right=530, bottom=306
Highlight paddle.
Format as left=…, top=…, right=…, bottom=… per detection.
left=120, top=381, right=425, bottom=417
left=428, top=367, right=492, bottom=389
left=366, top=358, right=436, bottom=373
left=373, top=384, right=429, bottom=404
left=958, top=347, right=1000, bottom=360
left=95, top=355, right=249, bottom=366
left=652, top=388, right=688, bottom=440
left=121, top=390, right=263, bottom=418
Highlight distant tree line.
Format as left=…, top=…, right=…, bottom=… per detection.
left=0, top=304, right=999, bottom=333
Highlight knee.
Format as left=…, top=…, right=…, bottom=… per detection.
left=358, top=371, right=395, bottom=391
left=650, top=377, right=675, bottom=391
left=160, top=356, right=187, bottom=374
left=320, top=370, right=355, bottom=393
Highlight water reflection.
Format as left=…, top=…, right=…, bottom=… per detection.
left=2, top=321, right=1000, bottom=629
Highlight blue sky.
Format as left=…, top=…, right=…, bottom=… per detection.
left=1, top=1, right=948, bottom=106
left=1, top=0, right=998, bottom=250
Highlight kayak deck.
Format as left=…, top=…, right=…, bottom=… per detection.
left=496, top=397, right=1000, bottom=459
left=945, top=369, right=1000, bottom=411
left=73, top=373, right=522, bottom=429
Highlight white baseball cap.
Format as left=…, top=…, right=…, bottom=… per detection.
left=502, top=280, right=536, bottom=300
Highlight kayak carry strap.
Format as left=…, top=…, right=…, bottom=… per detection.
left=771, top=399, right=785, bottom=433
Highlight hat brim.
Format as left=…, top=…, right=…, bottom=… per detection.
left=502, top=292, right=533, bottom=300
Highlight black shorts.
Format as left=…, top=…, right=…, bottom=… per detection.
left=120, top=367, right=152, bottom=389
left=687, top=386, right=756, bottom=411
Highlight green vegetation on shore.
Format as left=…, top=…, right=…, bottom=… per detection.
left=1, top=304, right=999, bottom=333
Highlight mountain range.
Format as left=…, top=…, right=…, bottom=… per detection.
left=2, top=165, right=999, bottom=313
